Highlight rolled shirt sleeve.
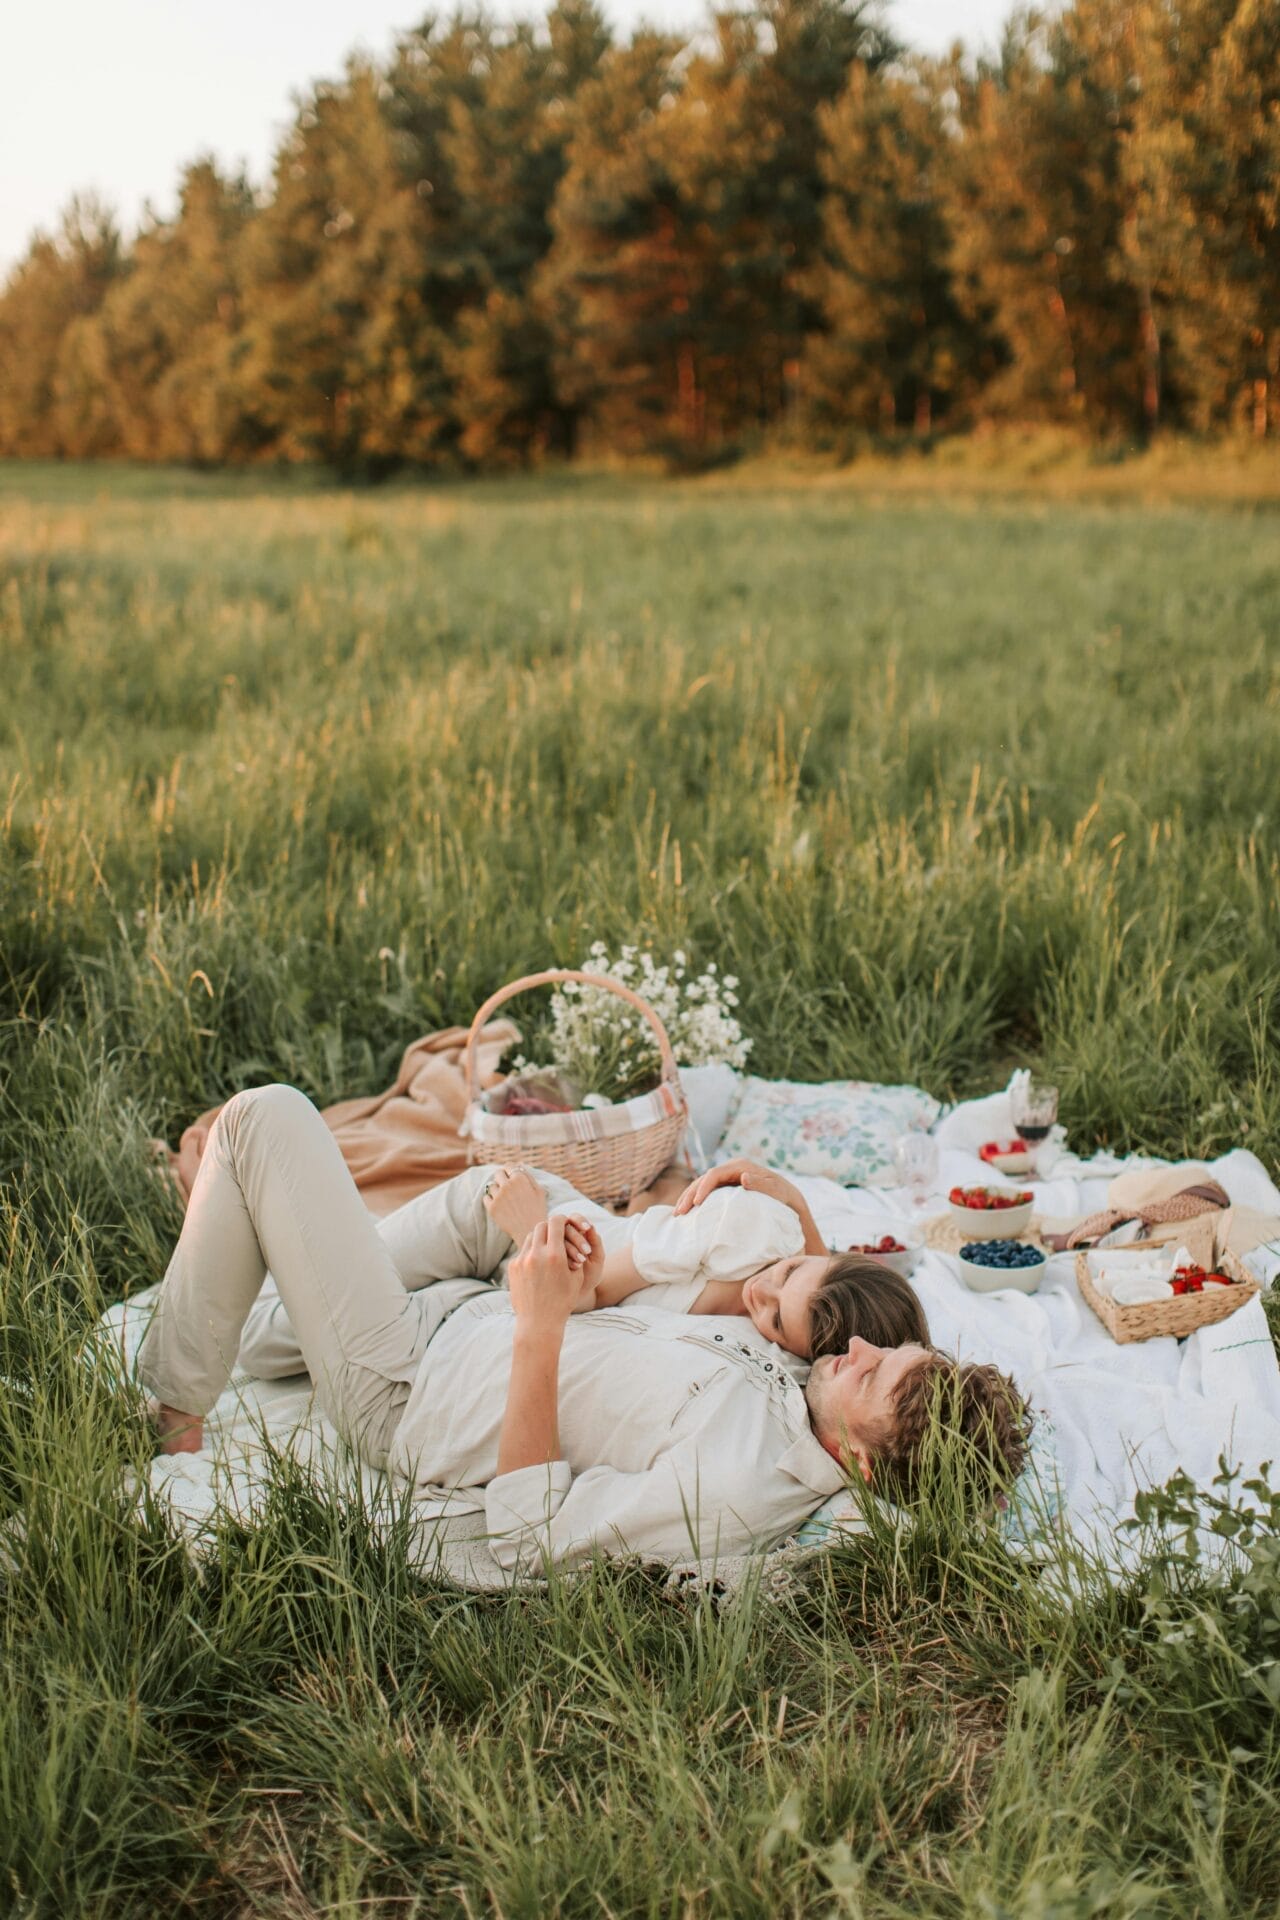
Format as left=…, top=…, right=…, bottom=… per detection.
left=483, top=1411, right=819, bottom=1574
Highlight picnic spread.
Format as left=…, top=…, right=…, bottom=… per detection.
left=111, top=1023, right=1280, bottom=1593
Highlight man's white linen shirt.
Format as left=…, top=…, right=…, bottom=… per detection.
left=387, top=1297, right=847, bottom=1572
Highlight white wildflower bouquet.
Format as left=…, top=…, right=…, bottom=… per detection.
left=520, top=943, right=752, bottom=1104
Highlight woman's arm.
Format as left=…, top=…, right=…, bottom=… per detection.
left=673, top=1160, right=827, bottom=1256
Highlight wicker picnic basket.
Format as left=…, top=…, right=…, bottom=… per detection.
left=1075, top=1248, right=1260, bottom=1345
left=462, top=969, right=690, bottom=1206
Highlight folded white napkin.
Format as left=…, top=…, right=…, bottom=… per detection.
left=1092, top=1243, right=1194, bottom=1304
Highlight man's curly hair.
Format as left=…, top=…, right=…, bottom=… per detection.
left=874, top=1352, right=1033, bottom=1504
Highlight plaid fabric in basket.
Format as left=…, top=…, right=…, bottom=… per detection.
left=466, top=1080, right=685, bottom=1150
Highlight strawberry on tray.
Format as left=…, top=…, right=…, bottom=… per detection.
left=1170, top=1263, right=1234, bottom=1296
left=978, top=1138, right=1034, bottom=1174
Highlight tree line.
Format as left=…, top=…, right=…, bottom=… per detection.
left=1, top=0, right=1276, bottom=472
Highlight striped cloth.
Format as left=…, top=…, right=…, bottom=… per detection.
left=465, top=1079, right=686, bottom=1151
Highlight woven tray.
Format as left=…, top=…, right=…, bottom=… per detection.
left=1075, top=1248, right=1259, bottom=1345
left=924, top=1214, right=1051, bottom=1257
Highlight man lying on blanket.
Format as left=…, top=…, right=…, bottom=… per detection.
left=141, top=1086, right=1030, bottom=1571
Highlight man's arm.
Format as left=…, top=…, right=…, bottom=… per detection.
left=496, top=1217, right=596, bottom=1478
left=496, top=1326, right=564, bottom=1477
left=485, top=1436, right=820, bottom=1573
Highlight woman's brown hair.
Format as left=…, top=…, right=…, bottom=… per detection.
left=806, top=1253, right=930, bottom=1360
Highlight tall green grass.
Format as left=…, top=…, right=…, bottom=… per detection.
left=2, top=466, right=1279, bottom=1913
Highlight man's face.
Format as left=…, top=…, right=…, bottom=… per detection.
left=804, top=1337, right=931, bottom=1483
left=741, top=1253, right=830, bottom=1357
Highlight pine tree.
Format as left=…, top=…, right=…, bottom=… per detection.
left=231, top=61, right=443, bottom=470
left=805, top=61, right=985, bottom=435
left=436, top=2, right=612, bottom=461
left=1124, top=0, right=1280, bottom=434
left=0, top=195, right=123, bottom=456
left=945, top=3, right=1149, bottom=433
left=537, top=32, right=696, bottom=453
left=660, top=0, right=896, bottom=440
left=51, top=162, right=253, bottom=462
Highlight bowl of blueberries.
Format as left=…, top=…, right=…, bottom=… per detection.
left=958, top=1239, right=1047, bottom=1294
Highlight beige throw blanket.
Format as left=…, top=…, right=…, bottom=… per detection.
left=159, top=1021, right=519, bottom=1215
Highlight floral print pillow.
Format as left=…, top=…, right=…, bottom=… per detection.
left=713, top=1076, right=941, bottom=1186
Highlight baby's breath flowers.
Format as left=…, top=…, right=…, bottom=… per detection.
left=517, top=944, right=752, bottom=1104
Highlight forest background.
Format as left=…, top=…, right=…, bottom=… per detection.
left=2, top=0, right=1278, bottom=474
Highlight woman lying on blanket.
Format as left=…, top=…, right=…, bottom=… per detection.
left=234, top=1153, right=928, bottom=1387
left=483, top=1157, right=928, bottom=1359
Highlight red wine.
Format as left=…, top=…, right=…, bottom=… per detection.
left=1018, top=1123, right=1052, bottom=1143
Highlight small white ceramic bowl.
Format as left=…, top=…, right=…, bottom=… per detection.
left=948, top=1194, right=1033, bottom=1239
left=842, top=1236, right=922, bottom=1280
left=958, top=1244, right=1046, bottom=1293
left=979, top=1141, right=1035, bottom=1177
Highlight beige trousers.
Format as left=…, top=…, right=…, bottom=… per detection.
left=234, top=1150, right=618, bottom=1384
left=137, top=1085, right=517, bottom=1465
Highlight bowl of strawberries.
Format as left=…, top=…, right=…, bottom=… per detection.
left=947, top=1184, right=1034, bottom=1239
left=843, top=1232, right=921, bottom=1280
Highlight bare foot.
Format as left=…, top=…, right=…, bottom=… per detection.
left=154, top=1402, right=204, bottom=1454
left=483, top=1165, right=550, bottom=1244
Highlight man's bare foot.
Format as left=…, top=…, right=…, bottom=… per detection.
left=154, top=1402, right=204, bottom=1455
left=483, top=1165, right=550, bottom=1244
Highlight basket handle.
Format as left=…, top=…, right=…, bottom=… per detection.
left=463, top=969, right=681, bottom=1106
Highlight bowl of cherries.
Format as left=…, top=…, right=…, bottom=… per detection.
left=844, top=1233, right=921, bottom=1280
left=947, top=1184, right=1034, bottom=1238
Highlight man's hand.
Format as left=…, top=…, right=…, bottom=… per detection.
left=674, top=1158, right=807, bottom=1220
left=497, top=1217, right=584, bottom=1479
left=507, top=1218, right=582, bottom=1336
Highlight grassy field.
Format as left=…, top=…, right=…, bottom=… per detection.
left=3, top=462, right=1280, bottom=1915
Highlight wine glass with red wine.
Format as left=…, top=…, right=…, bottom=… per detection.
left=1011, top=1079, right=1059, bottom=1178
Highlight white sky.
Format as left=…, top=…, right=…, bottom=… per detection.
left=1, top=0, right=1012, bottom=284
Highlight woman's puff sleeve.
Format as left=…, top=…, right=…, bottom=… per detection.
left=628, top=1188, right=806, bottom=1310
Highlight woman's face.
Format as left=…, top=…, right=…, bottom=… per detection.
left=741, top=1254, right=831, bottom=1358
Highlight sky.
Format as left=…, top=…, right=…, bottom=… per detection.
left=0, top=0, right=1014, bottom=284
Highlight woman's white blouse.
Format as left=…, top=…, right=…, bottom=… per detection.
left=625, top=1188, right=806, bottom=1312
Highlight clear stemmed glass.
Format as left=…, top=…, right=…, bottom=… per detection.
left=1010, top=1079, right=1059, bottom=1178
left=894, top=1132, right=940, bottom=1212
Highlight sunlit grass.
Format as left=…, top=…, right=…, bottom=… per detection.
left=2, top=465, right=1279, bottom=1913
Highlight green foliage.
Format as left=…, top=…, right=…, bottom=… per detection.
left=2, top=470, right=1280, bottom=1911
left=807, top=62, right=988, bottom=435
left=5, top=0, right=1278, bottom=468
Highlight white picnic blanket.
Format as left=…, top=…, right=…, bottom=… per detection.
left=787, top=1133, right=1280, bottom=1577
left=102, top=1081, right=1280, bottom=1589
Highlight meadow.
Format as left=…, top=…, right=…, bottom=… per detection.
left=2, top=459, right=1280, bottom=1915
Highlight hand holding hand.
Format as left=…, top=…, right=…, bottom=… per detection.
left=673, top=1157, right=807, bottom=1221
left=507, top=1218, right=581, bottom=1336
left=565, top=1218, right=605, bottom=1310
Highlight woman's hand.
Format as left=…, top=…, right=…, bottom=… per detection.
left=674, top=1158, right=807, bottom=1220
left=565, top=1218, right=605, bottom=1311
left=673, top=1158, right=829, bottom=1257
